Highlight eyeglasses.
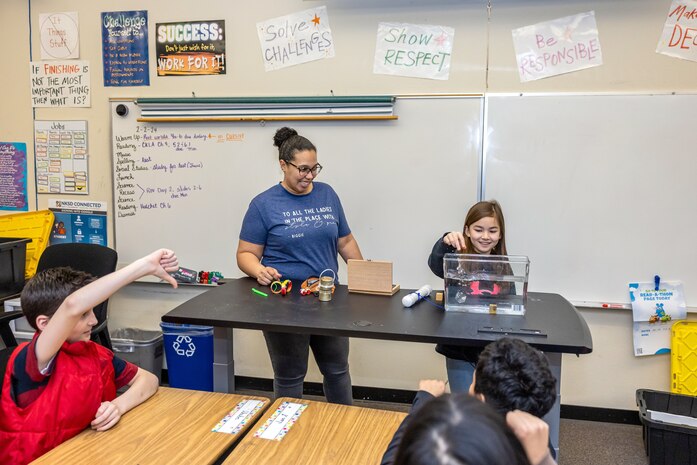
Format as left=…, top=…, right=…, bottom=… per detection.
left=286, top=161, right=323, bottom=176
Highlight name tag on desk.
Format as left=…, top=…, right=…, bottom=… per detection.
left=212, top=399, right=265, bottom=434
left=254, top=401, right=308, bottom=441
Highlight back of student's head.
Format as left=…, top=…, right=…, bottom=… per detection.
left=463, top=200, right=507, bottom=255
left=21, top=267, right=96, bottom=331
left=474, top=337, right=556, bottom=418
left=394, top=392, right=530, bottom=465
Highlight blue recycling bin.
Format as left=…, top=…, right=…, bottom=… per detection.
left=160, top=322, right=214, bottom=391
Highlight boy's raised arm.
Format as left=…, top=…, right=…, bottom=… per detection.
left=34, top=249, right=179, bottom=370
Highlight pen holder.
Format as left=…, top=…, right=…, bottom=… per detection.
left=318, top=269, right=335, bottom=302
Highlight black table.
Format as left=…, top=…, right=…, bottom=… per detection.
left=163, top=277, right=592, bottom=353
left=162, top=277, right=592, bottom=456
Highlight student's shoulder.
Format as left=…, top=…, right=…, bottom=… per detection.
left=11, top=341, right=32, bottom=375
left=11, top=340, right=50, bottom=391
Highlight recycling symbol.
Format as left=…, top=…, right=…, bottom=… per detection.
left=172, top=335, right=196, bottom=357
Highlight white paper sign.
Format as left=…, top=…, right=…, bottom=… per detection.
left=512, top=11, right=602, bottom=82
left=212, top=399, right=265, bottom=434
left=30, top=61, right=90, bottom=107
left=629, top=281, right=686, bottom=357
left=656, top=1, right=697, bottom=62
left=254, top=401, right=307, bottom=440
left=632, top=322, right=672, bottom=358
left=373, top=22, right=454, bottom=80
left=257, top=6, right=334, bottom=71
left=40, top=12, right=79, bottom=59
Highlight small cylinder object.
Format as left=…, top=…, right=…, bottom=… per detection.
left=318, top=276, right=333, bottom=301
left=489, top=303, right=497, bottom=314
left=318, top=269, right=336, bottom=302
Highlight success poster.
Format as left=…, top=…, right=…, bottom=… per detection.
left=156, top=20, right=226, bottom=76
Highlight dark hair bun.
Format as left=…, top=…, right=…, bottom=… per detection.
left=273, top=127, right=298, bottom=148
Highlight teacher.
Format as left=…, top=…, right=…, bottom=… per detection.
left=236, top=127, right=363, bottom=405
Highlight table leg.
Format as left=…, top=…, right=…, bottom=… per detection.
left=542, top=352, right=561, bottom=460
left=213, top=327, right=234, bottom=393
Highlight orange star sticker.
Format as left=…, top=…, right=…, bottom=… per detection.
left=312, top=14, right=321, bottom=26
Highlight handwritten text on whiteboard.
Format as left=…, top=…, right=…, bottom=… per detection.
left=114, top=128, right=244, bottom=218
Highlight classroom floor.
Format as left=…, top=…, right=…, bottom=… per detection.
left=237, top=389, right=649, bottom=465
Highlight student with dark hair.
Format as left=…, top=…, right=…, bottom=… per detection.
left=393, top=393, right=532, bottom=465
left=472, top=337, right=556, bottom=418
left=0, top=249, right=179, bottom=465
left=381, top=338, right=557, bottom=465
left=237, top=127, right=363, bottom=405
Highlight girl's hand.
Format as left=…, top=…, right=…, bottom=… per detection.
left=257, top=266, right=281, bottom=286
left=91, top=401, right=122, bottom=431
left=443, top=231, right=467, bottom=252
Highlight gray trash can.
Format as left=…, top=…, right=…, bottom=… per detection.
left=110, top=328, right=163, bottom=383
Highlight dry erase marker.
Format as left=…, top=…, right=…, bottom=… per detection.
left=252, top=288, right=268, bottom=297
left=601, top=303, right=625, bottom=309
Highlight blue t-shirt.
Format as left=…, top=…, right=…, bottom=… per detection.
left=239, top=182, right=351, bottom=281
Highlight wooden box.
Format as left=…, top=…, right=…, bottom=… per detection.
left=347, top=260, right=400, bottom=296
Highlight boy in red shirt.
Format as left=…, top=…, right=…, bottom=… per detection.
left=0, top=248, right=179, bottom=465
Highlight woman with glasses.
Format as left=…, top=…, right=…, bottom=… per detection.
left=236, top=126, right=363, bottom=405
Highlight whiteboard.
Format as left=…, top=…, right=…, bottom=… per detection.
left=484, top=94, right=697, bottom=307
left=111, top=97, right=482, bottom=287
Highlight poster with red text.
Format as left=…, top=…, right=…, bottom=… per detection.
left=156, top=20, right=226, bottom=76
left=30, top=61, right=90, bottom=107
left=39, top=12, right=79, bottom=60
left=512, top=11, right=603, bottom=82
left=657, top=1, right=697, bottom=62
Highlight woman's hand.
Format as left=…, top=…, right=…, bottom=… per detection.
left=257, top=266, right=281, bottom=286
left=443, top=231, right=467, bottom=251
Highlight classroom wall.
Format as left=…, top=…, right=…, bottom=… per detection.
left=1, top=0, right=35, bottom=209
left=4, top=0, right=697, bottom=411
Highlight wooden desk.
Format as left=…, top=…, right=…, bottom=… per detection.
left=223, top=398, right=407, bottom=465
left=31, top=387, right=270, bottom=465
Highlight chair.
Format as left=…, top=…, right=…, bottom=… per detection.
left=0, top=308, right=23, bottom=382
left=35, top=243, right=118, bottom=351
